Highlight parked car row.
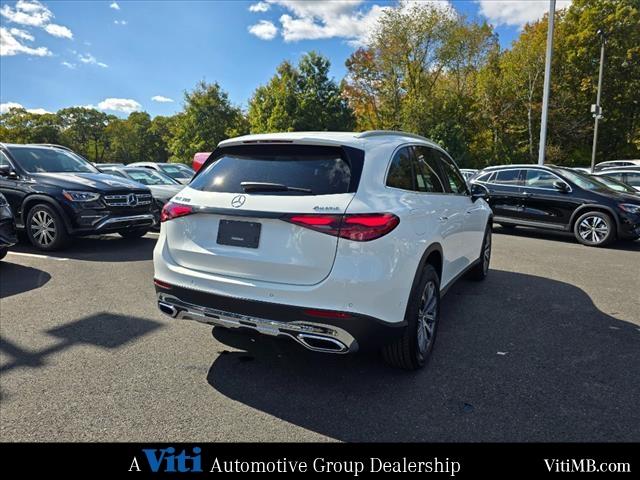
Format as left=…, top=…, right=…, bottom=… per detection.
left=0, top=143, right=195, bottom=252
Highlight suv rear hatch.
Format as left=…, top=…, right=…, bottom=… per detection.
left=163, top=144, right=364, bottom=286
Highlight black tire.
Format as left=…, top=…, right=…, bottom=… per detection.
left=498, top=223, right=516, bottom=230
left=119, top=228, right=148, bottom=239
left=26, top=203, right=70, bottom=251
left=573, top=211, right=616, bottom=247
left=468, top=225, right=491, bottom=281
left=382, top=264, right=440, bottom=370
left=0, top=247, right=7, bottom=260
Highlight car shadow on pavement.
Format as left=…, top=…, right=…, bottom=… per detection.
left=206, top=270, right=640, bottom=442
left=494, top=225, right=640, bottom=251
left=0, top=262, right=51, bottom=299
left=0, top=313, right=163, bottom=377
left=11, top=234, right=157, bottom=262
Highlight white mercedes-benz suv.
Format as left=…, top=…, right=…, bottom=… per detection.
left=153, top=131, right=492, bottom=369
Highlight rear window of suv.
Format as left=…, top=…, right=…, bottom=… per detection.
left=190, top=145, right=363, bottom=195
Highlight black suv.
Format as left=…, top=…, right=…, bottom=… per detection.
left=0, top=143, right=155, bottom=251
left=471, top=164, right=640, bottom=247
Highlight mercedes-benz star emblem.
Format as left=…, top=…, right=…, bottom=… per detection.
left=127, top=193, right=138, bottom=206
left=231, top=195, right=246, bottom=208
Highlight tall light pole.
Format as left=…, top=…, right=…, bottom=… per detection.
left=590, top=30, right=606, bottom=173
left=538, top=0, right=556, bottom=165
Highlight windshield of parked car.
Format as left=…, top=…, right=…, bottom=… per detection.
left=594, top=175, right=637, bottom=194
left=558, top=169, right=608, bottom=191
left=125, top=168, right=178, bottom=186
left=9, top=147, right=98, bottom=174
left=159, top=163, right=194, bottom=179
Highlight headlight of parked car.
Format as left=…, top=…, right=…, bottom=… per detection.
left=618, top=203, right=640, bottom=214
left=62, top=190, right=101, bottom=202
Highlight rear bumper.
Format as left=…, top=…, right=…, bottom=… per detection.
left=155, top=283, right=405, bottom=353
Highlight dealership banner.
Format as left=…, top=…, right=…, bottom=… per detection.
left=1, top=443, right=634, bottom=476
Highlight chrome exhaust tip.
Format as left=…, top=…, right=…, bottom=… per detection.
left=296, top=333, right=349, bottom=354
left=158, top=301, right=178, bottom=318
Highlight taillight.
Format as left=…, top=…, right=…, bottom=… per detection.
left=283, top=213, right=399, bottom=241
left=160, top=202, right=194, bottom=222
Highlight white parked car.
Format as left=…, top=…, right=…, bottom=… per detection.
left=153, top=131, right=493, bottom=370
left=594, top=159, right=640, bottom=172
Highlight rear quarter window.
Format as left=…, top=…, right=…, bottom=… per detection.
left=190, top=144, right=363, bottom=196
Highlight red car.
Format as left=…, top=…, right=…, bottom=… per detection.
left=192, top=152, right=211, bottom=173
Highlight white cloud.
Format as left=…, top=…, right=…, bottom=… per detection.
left=61, top=60, right=76, bottom=69
left=0, top=26, right=51, bottom=56
left=0, top=0, right=74, bottom=44
left=248, top=0, right=453, bottom=46
left=151, top=95, right=174, bottom=103
left=0, top=102, right=50, bottom=114
left=476, top=0, right=572, bottom=28
left=114, top=20, right=127, bottom=25
left=248, top=20, right=278, bottom=40
left=98, top=98, right=142, bottom=113
left=26, top=107, right=51, bottom=114
left=249, top=2, right=271, bottom=13
left=78, top=53, right=108, bottom=68
left=0, top=102, right=24, bottom=114
left=110, top=2, right=120, bottom=10
left=44, top=23, right=73, bottom=39
left=0, top=0, right=52, bottom=27
left=9, top=27, right=34, bottom=41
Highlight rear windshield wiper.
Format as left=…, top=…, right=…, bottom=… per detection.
left=240, top=182, right=313, bottom=194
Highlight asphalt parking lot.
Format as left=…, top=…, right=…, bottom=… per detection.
left=1, top=227, right=639, bottom=442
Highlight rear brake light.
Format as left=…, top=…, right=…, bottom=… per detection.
left=160, top=202, right=194, bottom=222
left=283, top=213, right=399, bottom=241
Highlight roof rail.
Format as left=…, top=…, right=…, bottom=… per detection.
left=356, top=130, right=433, bottom=143
left=29, top=143, right=74, bottom=152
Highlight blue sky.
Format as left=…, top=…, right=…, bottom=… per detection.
left=0, top=0, right=569, bottom=117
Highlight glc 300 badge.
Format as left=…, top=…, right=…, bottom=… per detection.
left=313, top=206, right=340, bottom=212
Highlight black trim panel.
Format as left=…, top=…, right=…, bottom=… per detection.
left=155, top=283, right=406, bottom=349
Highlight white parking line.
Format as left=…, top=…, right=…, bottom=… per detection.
left=6, top=251, right=69, bottom=261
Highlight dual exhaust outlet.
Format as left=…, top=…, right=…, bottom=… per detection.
left=157, top=300, right=353, bottom=354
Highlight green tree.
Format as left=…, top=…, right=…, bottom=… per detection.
left=57, top=107, right=113, bottom=162
left=168, top=81, right=246, bottom=163
left=248, top=52, right=354, bottom=133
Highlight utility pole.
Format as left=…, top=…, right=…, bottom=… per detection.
left=590, top=30, right=606, bottom=173
left=538, top=0, right=556, bottom=165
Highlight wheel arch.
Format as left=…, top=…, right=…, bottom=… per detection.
left=404, top=242, right=443, bottom=320
left=21, top=195, right=72, bottom=232
left=569, top=204, right=620, bottom=232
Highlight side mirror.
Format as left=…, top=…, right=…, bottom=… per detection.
left=0, top=165, right=17, bottom=178
left=553, top=181, right=569, bottom=192
left=470, top=183, right=489, bottom=202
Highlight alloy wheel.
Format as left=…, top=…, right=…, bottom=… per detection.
left=30, top=210, right=57, bottom=247
left=578, top=215, right=608, bottom=244
left=416, top=280, right=438, bottom=355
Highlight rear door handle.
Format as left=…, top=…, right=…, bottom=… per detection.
left=439, top=216, right=449, bottom=222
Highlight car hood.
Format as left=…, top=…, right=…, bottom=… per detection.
left=30, top=172, right=150, bottom=193
left=147, top=184, right=183, bottom=200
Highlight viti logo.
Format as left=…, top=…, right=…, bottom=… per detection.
left=129, top=446, right=203, bottom=473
